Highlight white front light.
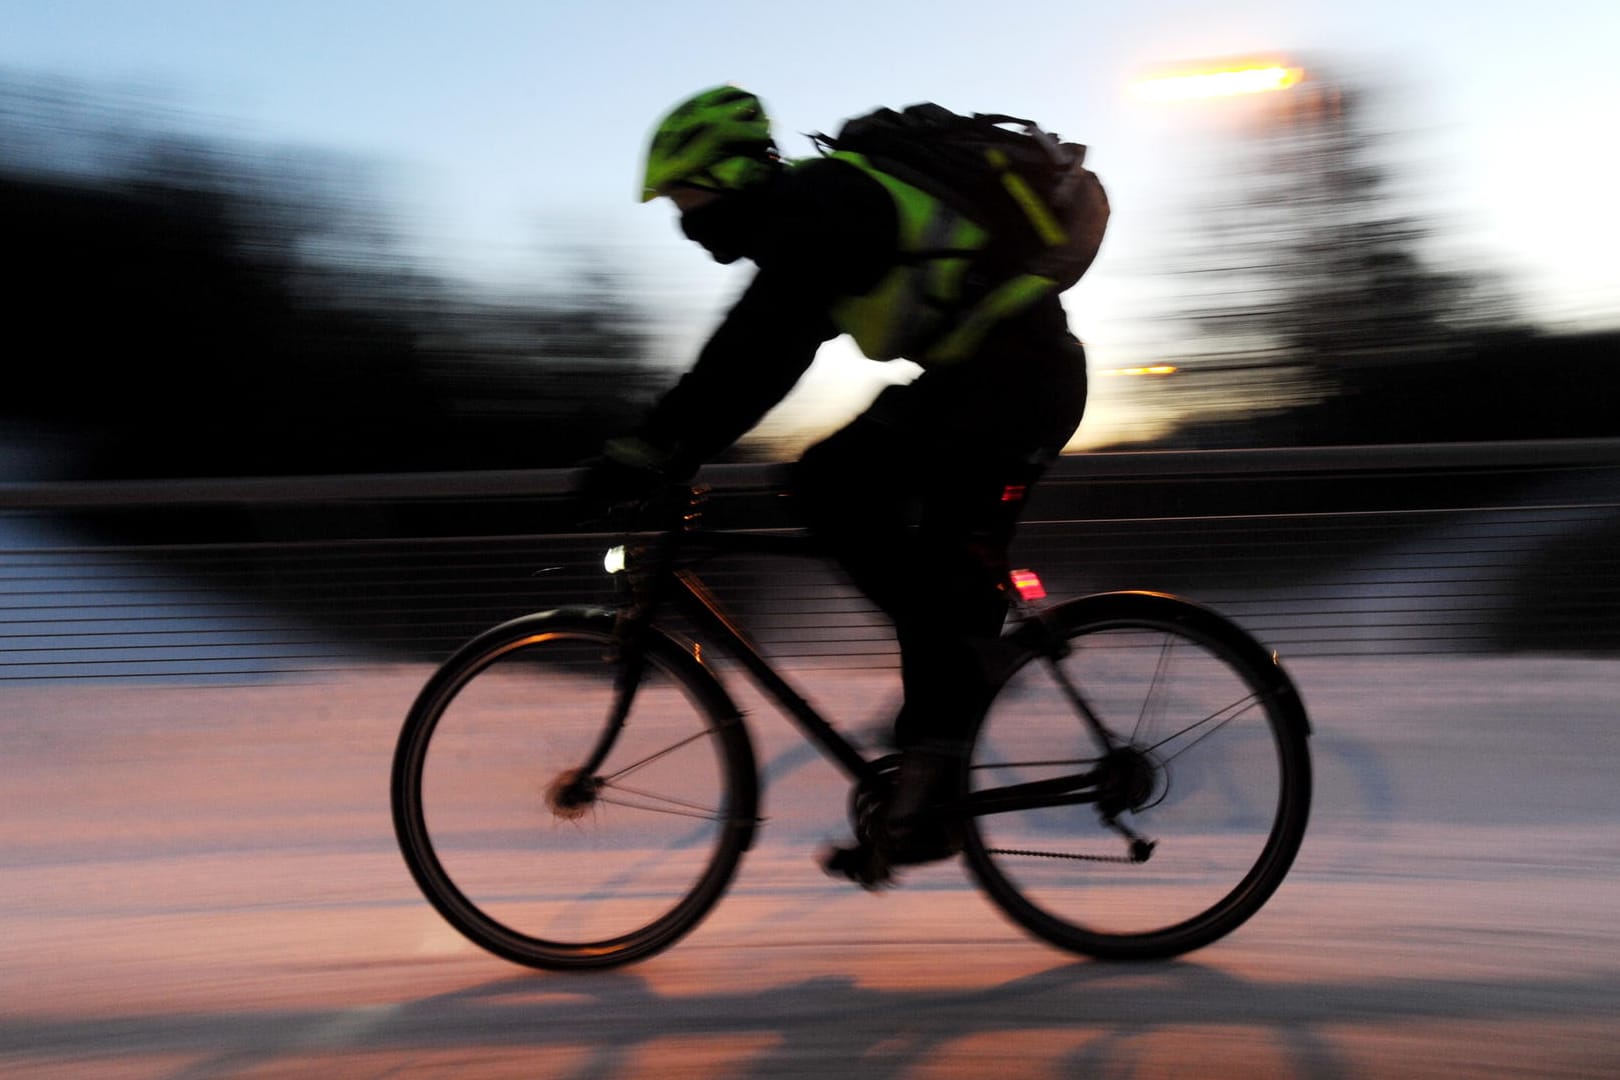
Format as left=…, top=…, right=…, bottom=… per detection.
left=604, top=545, right=627, bottom=575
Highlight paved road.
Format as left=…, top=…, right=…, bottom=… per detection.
left=3, top=655, right=1617, bottom=1078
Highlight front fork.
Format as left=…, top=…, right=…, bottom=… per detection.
left=560, top=493, right=701, bottom=810
left=555, top=572, right=660, bottom=810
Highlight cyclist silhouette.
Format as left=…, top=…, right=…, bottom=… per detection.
left=581, top=86, right=1094, bottom=885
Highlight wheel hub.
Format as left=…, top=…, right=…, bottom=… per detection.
left=1097, top=746, right=1161, bottom=817
left=546, top=768, right=599, bottom=821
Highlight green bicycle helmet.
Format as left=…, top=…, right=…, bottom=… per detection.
left=640, top=85, right=779, bottom=202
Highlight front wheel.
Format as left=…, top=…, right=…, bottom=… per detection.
left=391, top=610, right=758, bottom=970
left=964, top=591, right=1311, bottom=960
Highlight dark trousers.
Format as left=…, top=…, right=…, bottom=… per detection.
left=792, top=413, right=1052, bottom=750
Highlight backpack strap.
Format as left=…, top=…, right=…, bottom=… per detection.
left=983, top=148, right=1070, bottom=247
left=925, top=273, right=1060, bottom=364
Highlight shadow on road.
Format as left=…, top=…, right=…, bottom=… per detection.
left=7, top=958, right=1615, bottom=1078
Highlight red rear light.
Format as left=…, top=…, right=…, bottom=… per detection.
left=1000, top=484, right=1027, bottom=503
left=1010, top=569, right=1046, bottom=601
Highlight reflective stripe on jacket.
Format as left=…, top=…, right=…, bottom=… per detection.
left=822, top=151, right=1061, bottom=365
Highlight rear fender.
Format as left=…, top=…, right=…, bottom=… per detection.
left=1005, top=590, right=1311, bottom=736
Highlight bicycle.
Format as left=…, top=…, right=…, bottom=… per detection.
left=391, top=484, right=1312, bottom=970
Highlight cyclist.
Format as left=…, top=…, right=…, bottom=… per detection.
left=582, top=86, right=1092, bottom=886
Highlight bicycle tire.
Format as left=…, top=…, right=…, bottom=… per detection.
left=392, top=608, right=759, bottom=970
left=963, top=591, right=1311, bottom=960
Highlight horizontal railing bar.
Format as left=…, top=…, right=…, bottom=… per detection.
left=5, top=439, right=1620, bottom=511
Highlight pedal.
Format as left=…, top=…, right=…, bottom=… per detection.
left=820, top=842, right=894, bottom=891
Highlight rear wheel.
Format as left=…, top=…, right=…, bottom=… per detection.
left=964, top=592, right=1311, bottom=960
left=392, top=611, right=758, bottom=970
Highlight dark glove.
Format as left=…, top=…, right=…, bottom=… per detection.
left=574, top=436, right=682, bottom=525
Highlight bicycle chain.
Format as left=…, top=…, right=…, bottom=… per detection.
left=984, top=846, right=1141, bottom=864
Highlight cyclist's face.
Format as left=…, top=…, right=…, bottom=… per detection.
left=672, top=186, right=751, bottom=265
left=665, top=186, right=722, bottom=213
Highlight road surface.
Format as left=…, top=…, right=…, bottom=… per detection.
left=3, top=654, right=1617, bottom=1077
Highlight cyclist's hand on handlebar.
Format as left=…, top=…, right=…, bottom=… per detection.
left=575, top=456, right=659, bottom=523
left=574, top=436, right=689, bottom=528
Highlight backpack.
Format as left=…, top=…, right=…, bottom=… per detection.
left=811, top=103, right=1110, bottom=297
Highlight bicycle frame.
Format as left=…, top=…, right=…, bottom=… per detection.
left=636, top=527, right=879, bottom=784
left=396, top=490, right=1311, bottom=968
left=598, top=518, right=1127, bottom=825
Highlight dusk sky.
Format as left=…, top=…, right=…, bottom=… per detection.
left=6, top=0, right=1615, bottom=448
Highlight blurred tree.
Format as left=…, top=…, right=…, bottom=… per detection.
left=1145, top=74, right=1537, bottom=446
left=1, top=71, right=664, bottom=479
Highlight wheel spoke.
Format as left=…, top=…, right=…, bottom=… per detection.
left=600, top=726, right=720, bottom=784
left=1134, top=630, right=1178, bottom=742
left=965, top=602, right=1310, bottom=961
left=597, top=782, right=727, bottom=821
left=1145, top=690, right=1267, bottom=762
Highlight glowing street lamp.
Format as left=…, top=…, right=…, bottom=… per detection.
left=1131, top=55, right=1340, bottom=128
left=1099, top=364, right=1179, bottom=377
left=1130, top=60, right=1306, bottom=102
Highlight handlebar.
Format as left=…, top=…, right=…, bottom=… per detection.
left=599, top=483, right=821, bottom=568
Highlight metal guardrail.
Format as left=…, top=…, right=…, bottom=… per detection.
left=3, top=439, right=1619, bottom=681
left=6, top=437, right=1620, bottom=507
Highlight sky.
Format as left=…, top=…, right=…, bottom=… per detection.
left=5, top=0, right=1617, bottom=450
